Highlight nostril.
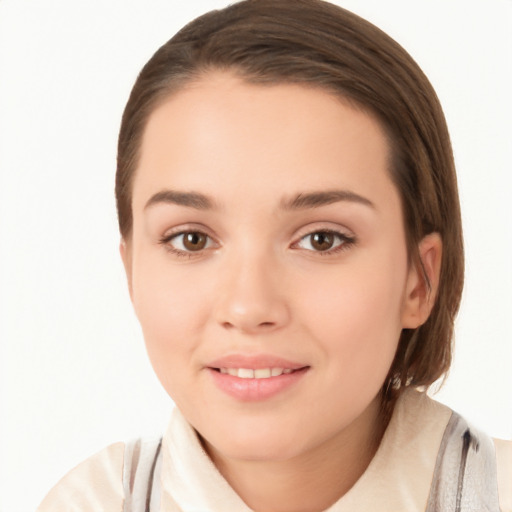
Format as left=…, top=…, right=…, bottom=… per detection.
left=220, top=320, right=276, bottom=332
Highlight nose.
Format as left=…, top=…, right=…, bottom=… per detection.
left=213, top=252, right=290, bottom=334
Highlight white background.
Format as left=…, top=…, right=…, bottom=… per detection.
left=0, top=1, right=510, bottom=510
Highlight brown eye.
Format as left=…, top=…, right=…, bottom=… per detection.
left=310, top=232, right=335, bottom=251
left=295, top=230, right=354, bottom=253
left=163, top=231, right=213, bottom=254
left=182, top=232, right=208, bottom=251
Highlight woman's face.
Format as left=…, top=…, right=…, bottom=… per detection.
left=123, top=73, right=425, bottom=462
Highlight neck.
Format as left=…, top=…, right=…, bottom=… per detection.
left=203, top=395, right=389, bottom=512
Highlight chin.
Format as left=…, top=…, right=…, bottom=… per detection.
left=198, top=414, right=317, bottom=463
left=213, top=434, right=305, bottom=463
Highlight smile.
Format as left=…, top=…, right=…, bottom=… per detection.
left=217, top=367, right=294, bottom=379
left=208, top=365, right=309, bottom=401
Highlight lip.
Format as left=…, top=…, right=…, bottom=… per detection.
left=206, top=354, right=309, bottom=402
left=207, top=354, right=306, bottom=370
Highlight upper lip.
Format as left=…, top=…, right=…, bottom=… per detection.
left=207, top=354, right=307, bottom=370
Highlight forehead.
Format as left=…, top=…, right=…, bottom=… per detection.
left=132, top=72, right=396, bottom=212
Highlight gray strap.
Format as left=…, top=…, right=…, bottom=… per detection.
left=426, top=412, right=501, bottom=512
left=123, top=437, right=163, bottom=512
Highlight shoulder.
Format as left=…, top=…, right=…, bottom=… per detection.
left=37, top=442, right=125, bottom=512
left=494, top=437, right=512, bottom=512
left=392, top=390, right=509, bottom=511
left=408, top=391, right=511, bottom=512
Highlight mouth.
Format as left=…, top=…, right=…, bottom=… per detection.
left=206, top=357, right=310, bottom=401
left=210, top=367, right=305, bottom=379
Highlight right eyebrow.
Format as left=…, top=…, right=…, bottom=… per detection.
left=144, top=190, right=215, bottom=211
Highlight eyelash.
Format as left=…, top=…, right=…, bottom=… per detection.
left=158, top=228, right=356, bottom=258
left=292, top=229, right=356, bottom=256
left=159, top=230, right=217, bottom=259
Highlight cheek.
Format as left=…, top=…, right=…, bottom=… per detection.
left=131, top=254, right=212, bottom=389
left=300, top=254, right=407, bottom=378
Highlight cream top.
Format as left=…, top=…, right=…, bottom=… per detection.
left=38, top=390, right=512, bottom=511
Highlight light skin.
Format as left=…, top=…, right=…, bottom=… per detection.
left=121, top=72, right=442, bottom=512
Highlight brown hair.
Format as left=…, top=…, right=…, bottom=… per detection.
left=116, top=0, right=464, bottom=400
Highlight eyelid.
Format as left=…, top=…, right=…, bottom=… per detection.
left=290, top=224, right=357, bottom=255
left=169, top=232, right=215, bottom=248
left=291, top=222, right=356, bottom=242
left=158, top=224, right=219, bottom=257
left=160, top=223, right=217, bottom=241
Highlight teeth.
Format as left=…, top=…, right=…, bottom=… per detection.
left=254, top=368, right=271, bottom=379
left=238, top=368, right=254, bottom=379
left=219, top=367, right=294, bottom=379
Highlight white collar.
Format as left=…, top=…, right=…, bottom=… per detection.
left=160, top=389, right=452, bottom=512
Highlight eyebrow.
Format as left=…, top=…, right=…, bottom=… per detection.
left=281, top=190, right=375, bottom=210
left=144, top=190, right=215, bottom=210
left=144, top=188, right=375, bottom=212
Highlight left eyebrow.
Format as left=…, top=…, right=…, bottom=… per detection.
left=280, top=190, right=376, bottom=210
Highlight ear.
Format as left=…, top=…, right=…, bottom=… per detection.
left=401, top=232, right=443, bottom=329
left=119, top=238, right=134, bottom=302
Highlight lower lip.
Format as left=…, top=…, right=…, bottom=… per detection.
left=208, top=368, right=309, bottom=401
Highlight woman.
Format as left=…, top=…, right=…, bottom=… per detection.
left=38, top=0, right=511, bottom=510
